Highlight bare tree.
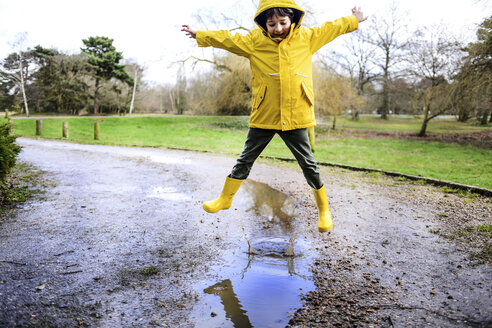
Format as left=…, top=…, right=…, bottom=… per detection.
left=455, top=15, right=492, bottom=125
left=313, top=62, right=362, bottom=129
left=178, top=4, right=256, bottom=115
left=364, top=2, right=409, bottom=119
left=182, top=53, right=251, bottom=115
left=1, top=33, right=31, bottom=117
left=170, top=64, right=187, bottom=115
left=124, top=60, right=145, bottom=115
left=128, top=70, right=138, bottom=115
left=329, top=25, right=379, bottom=94
left=328, top=30, right=378, bottom=120
left=407, top=26, right=463, bottom=136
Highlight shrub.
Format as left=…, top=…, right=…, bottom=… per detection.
left=0, top=122, right=21, bottom=182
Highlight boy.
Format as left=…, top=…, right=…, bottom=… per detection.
left=182, top=0, right=367, bottom=232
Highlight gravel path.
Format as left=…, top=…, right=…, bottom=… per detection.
left=0, top=138, right=490, bottom=327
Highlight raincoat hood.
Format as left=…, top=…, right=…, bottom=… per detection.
left=254, top=0, right=305, bottom=34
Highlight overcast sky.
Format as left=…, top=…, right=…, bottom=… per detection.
left=0, top=0, right=490, bottom=85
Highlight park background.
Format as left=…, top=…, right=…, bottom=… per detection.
left=0, top=0, right=491, bottom=190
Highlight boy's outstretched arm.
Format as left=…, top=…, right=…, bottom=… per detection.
left=181, top=25, right=197, bottom=39
left=180, top=25, right=254, bottom=58
left=309, top=7, right=362, bottom=54
left=352, top=6, right=368, bottom=23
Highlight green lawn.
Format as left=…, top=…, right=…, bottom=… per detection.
left=319, top=115, right=490, bottom=133
left=5, top=115, right=492, bottom=189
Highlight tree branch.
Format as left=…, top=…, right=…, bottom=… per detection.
left=178, top=56, right=232, bottom=72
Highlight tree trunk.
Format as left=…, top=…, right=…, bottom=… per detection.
left=457, top=109, right=470, bottom=122
left=419, top=103, right=430, bottom=137
left=18, top=53, right=29, bottom=118
left=480, top=109, right=490, bottom=125
left=129, top=71, right=137, bottom=115
left=332, top=115, right=337, bottom=130
left=381, top=51, right=390, bottom=120
left=419, top=120, right=429, bottom=137
left=93, top=79, right=100, bottom=115
left=381, top=87, right=389, bottom=120
left=351, top=110, right=360, bottom=121
left=418, top=119, right=429, bottom=137
left=169, top=89, right=175, bottom=113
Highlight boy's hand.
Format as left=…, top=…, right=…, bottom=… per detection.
left=352, top=6, right=368, bottom=23
left=181, top=25, right=197, bottom=39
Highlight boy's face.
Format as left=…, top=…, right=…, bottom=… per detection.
left=266, top=14, right=292, bottom=39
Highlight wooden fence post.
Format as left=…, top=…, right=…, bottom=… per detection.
left=36, top=120, right=42, bottom=136
left=4, top=109, right=8, bottom=118
left=8, top=119, right=13, bottom=134
left=94, top=122, right=100, bottom=140
left=62, top=121, right=68, bottom=138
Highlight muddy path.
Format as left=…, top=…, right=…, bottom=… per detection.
left=0, top=138, right=490, bottom=327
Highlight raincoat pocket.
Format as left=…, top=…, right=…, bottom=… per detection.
left=301, top=81, right=314, bottom=107
left=253, top=83, right=267, bottom=109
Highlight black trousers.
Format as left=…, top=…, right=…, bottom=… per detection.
left=230, top=128, right=323, bottom=189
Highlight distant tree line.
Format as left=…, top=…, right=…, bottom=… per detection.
left=0, top=36, right=174, bottom=115
left=1, top=10, right=490, bottom=137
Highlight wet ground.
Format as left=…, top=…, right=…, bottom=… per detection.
left=0, top=138, right=491, bottom=327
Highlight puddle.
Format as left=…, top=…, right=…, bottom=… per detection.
left=146, top=154, right=192, bottom=165
left=17, top=138, right=193, bottom=165
left=191, top=180, right=316, bottom=327
left=147, top=186, right=190, bottom=201
left=242, top=179, right=296, bottom=222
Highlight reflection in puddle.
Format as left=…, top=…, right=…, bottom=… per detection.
left=192, top=179, right=316, bottom=327
left=18, top=139, right=193, bottom=165
left=194, top=250, right=315, bottom=327
left=147, top=186, right=190, bottom=201
left=146, top=154, right=192, bottom=165
left=204, top=279, right=252, bottom=328
left=242, top=180, right=296, bottom=222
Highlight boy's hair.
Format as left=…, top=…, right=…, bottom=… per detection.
left=264, top=7, right=295, bottom=21
left=256, top=7, right=300, bottom=32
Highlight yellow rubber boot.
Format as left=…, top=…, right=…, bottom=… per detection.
left=203, top=176, right=243, bottom=213
left=313, top=185, right=333, bottom=232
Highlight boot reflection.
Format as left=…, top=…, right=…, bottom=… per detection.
left=204, top=279, right=252, bottom=328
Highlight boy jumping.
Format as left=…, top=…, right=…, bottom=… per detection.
left=182, top=0, right=367, bottom=232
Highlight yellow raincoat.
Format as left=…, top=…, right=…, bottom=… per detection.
left=196, top=0, right=358, bottom=131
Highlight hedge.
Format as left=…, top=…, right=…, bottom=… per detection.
left=0, top=123, right=20, bottom=182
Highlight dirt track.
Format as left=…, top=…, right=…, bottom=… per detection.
left=0, top=138, right=490, bottom=327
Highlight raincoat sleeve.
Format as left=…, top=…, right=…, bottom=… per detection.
left=309, top=15, right=358, bottom=54
left=196, top=30, right=254, bottom=58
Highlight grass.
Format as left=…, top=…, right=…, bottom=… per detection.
left=477, top=224, right=492, bottom=233
left=311, top=138, right=491, bottom=189
left=322, top=115, right=490, bottom=133
left=139, top=266, right=160, bottom=276
left=5, top=115, right=492, bottom=189
left=0, top=163, right=43, bottom=216
left=430, top=224, right=492, bottom=264
left=120, top=265, right=160, bottom=278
